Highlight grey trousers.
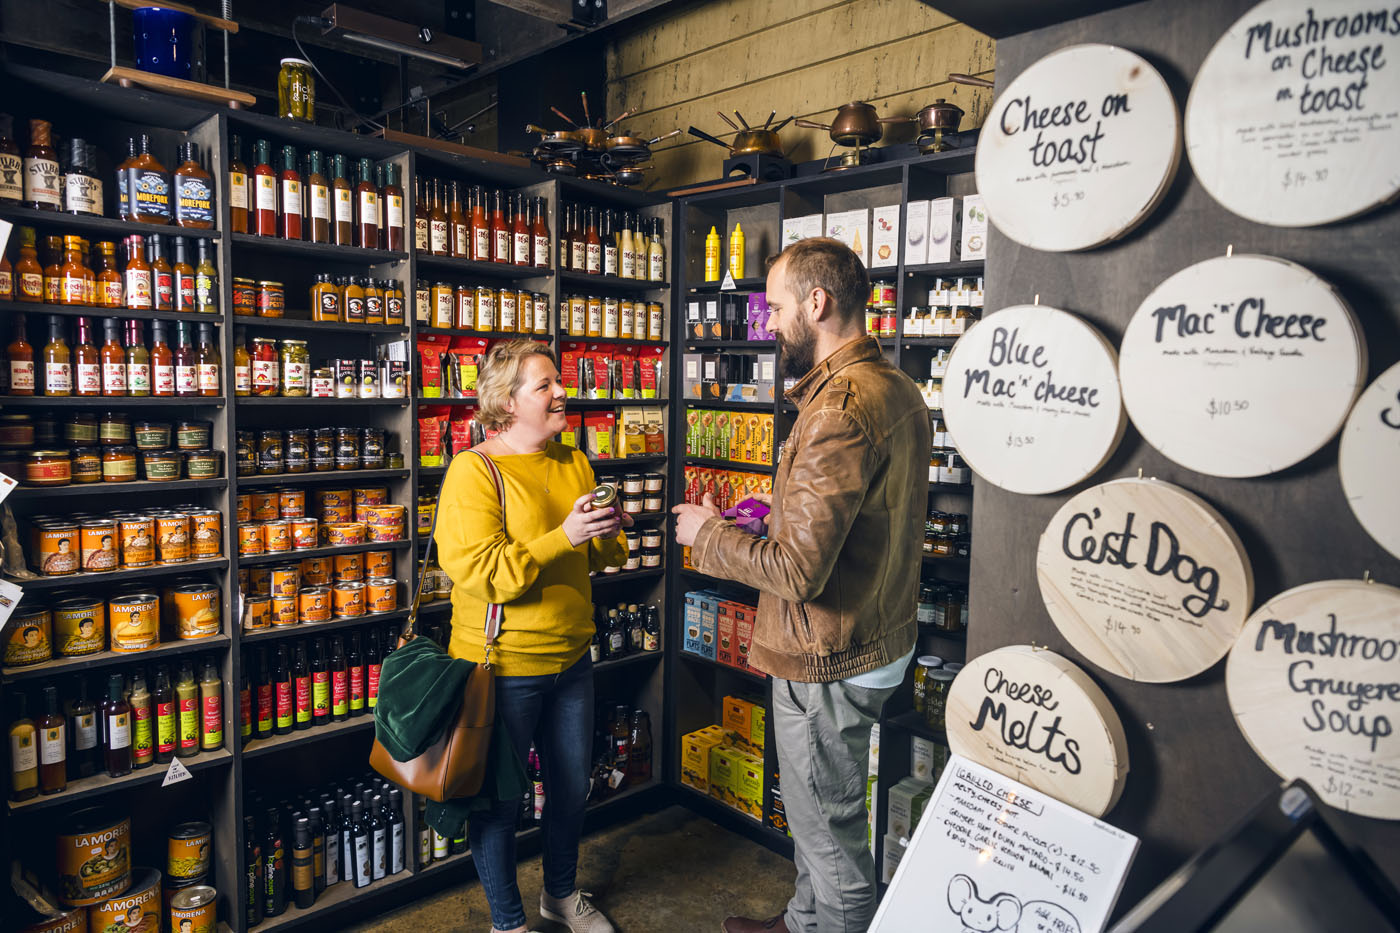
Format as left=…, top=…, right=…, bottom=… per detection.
left=772, top=676, right=897, bottom=933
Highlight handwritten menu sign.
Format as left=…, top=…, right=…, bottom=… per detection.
left=1226, top=579, right=1400, bottom=819
left=946, top=645, right=1130, bottom=817
left=1037, top=478, right=1254, bottom=683
left=1119, top=254, right=1365, bottom=478
left=1186, top=0, right=1400, bottom=226
left=1340, top=360, right=1400, bottom=560
left=974, top=43, right=1180, bottom=252
left=871, top=755, right=1139, bottom=933
left=942, top=305, right=1126, bottom=495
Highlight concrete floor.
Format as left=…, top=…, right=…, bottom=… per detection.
left=346, top=806, right=796, bottom=933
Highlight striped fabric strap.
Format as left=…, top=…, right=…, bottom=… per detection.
left=468, top=449, right=507, bottom=650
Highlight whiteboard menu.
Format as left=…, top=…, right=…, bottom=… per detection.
left=975, top=43, right=1180, bottom=252
left=1119, top=254, right=1366, bottom=477
left=941, top=305, right=1126, bottom=495
left=1226, top=579, right=1400, bottom=820
left=871, top=755, right=1140, bottom=933
left=1186, top=0, right=1400, bottom=226
left=1339, top=360, right=1400, bottom=560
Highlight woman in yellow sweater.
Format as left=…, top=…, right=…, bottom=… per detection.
left=436, top=339, right=628, bottom=933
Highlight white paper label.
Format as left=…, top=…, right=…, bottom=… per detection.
left=108, top=712, right=131, bottom=749
left=230, top=171, right=248, bottom=209
left=310, top=184, right=330, bottom=221
left=255, top=175, right=277, bottom=212
left=335, top=188, right=354, bottom=224
left=40, top=726, right=65, bottom=764
left=162, top=755, right=193, bottom=786
left=9, top=734, right=36, bottom=772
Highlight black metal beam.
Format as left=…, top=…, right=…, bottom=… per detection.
left=917, top=0, right=1150, bottom=38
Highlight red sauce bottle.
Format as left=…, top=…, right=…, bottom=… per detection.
left=512, top=193, right=530, bottom=266
left=355, top=157, right=378, bottom=249
left=252, top=139, right=278, bottom=237
left=279, top=144, right=303, bottom=241
left=490, top=190, right=509, bottom=264
left=150, top=320, right=175, bottom=397
left=470, top=185, right=489, bottom=262
left=532, top=196, right=550, bottom=268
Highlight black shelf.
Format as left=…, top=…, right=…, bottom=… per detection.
left=235, top=469, right=410, bottom=487
left=686, top=277, right=765, bottom=293
left=590, top=568, right=665, bottom=587
left=590, top=455, right=667, bottom=470
left=237, top=540, right=411, bottom=567
left=567, top=397, right=668, bottom=408
left=241, top=716, right=377, bottom=760
left=678, top=567, right=759, bottom=594
left=674, top=785, right=792, bottom=858
left=7, top=557, right=228, bottom=592
left=417, top=599, right=453, bottom=615
left=556, top=332, right=668, bottom=349
left=414, top=396, right=477, bottom=405
left=240, top=609, right=411, bottom=645
left=7, top=749, right=232, bottom=812
left=929, top=482, right=972, bottom=494
left=900, top=336, right=960, bottom=347
left=12, top=478, right=228, bottom=499
left=2, top=634, right=231, bottom=683
left=417, top=465, right=447, bottom=478
left=683, top=457, right=774, bottom=474
left=416, top=326, right=552, bottom=341
left=677, top=650, right=768, bottom=685
left=558, top=270, right=668, bottom=291
left=883, top=709, right=950, bottom=746
left=681, top=338, right=775, bottom=350
left=230, top=233, right=407, bottom=263
left=238, top=397, right=408, bottom=407
left=922, top=553, right=970, bottom=566
left=230, top=315, right=409, bottom=335
left=594, top=650, right=664, bottom=674
left=0, top=205, right=223, bottom=240
left=416, top=254, right=554, bottom=279
left=0, top=395, right=225, bottom=408
left=682, top=399, right=775, bottom=412
left=0, top=300, right=224, bottom=325
left=904, top=260, right=985, bottom=277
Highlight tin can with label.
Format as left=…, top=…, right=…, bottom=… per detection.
left=109, top=594, right=159, bottom=652
left=279, top=488, right=306, bottom=518
left=235, top=494, right=252, bottom=523
left=243, top=596, right=271, bottom=631
left=169, top=884, right=217, bottom=933
left=119, top=517, right=155, bottom=568
left=4, top=606, right=52, bottom=666
left=300, top=556, right=331, bottom=586
left=156, top=513, right=191, bottom=564
left=53, top=599, right=105, bottom=657
left=189, top=510, right=222, bottom=559
left=264, top=520, right=292, bottom=553
left=333, top=552, right=363, bottom=583
left=334, top=359, right=358, bottom=398
left=323, top=522, right=365, bottom=546
left=173, top=585, right=220, bottom=639
left=37, top=521, right=81, bottom=575
left=270, top=565, right=300, bottom=598
left=332, top=582, right=365, bottom=618
left=237, top=524, right=264, bottom=556
left=291, top=517, right=319, bottom=549
left=358, top=359, right=379, bottom=398
left=361, top=503, right=404, bottom=526
left=367, top=522, right=403, bottom=543
left=320, top=504, right=353, bottom=524
left=80, top=518, right=119, bottom=573
left=56, top=809, right=131, bottom=907
left=364, top=550, right=393, bottom=578
left=248, top=567, right=271, bottom=597
left=17, top=909, right=86, bottom=932
left=167, top=822, right=212, bottom=886
left=381, top=359, right=407, bottom=398
left=89, top=867, right=159, bottom=931
left=366, top=577, right=398, bottom=613
left=354, top=486, right=389, bottom=509
left=298, top=586, right=331, bottom=623
left=251, top=492, right=280, bottom=522
left=271, top=596, right=298, bottom=627
left=318, top=487, right=352, bottom=512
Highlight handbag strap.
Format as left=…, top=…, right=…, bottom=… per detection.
left=405, top=448, right=507, bottom=667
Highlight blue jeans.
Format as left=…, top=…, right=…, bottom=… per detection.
left=470, top=652, right=593, bottom=930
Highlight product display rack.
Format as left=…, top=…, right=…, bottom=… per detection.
left=667, top=148, right=979, bottom=859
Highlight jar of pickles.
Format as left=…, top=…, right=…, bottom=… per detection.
left=252, top=338, right=279, bottom=396
left=313, top=428, right=336, bottom=471
left=258, top=430, right=284, bottom=475
left=280, top=340, right=309, bottom=396
left=925, top=668, right=956, bottom=732
left=912, top=655, right=943, bottom=715
left=277, top=58, right=316, bottom=122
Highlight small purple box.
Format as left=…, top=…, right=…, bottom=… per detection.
left=747, top=292, right=771, bottom=341
left=723, top=497, right=770, bottom=536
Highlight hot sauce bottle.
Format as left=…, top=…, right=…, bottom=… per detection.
left=585, top=206, right=601, bottom=274
left=376, top=164, right=388, bottom=249
left=0, top=114, right=23, bottom=204
left=100, top=317, right=127, bottom=396
left=512, top=193, right=530, bottom=266
left=151, top=320, right=175, bottom=397
left=490, top=190, right=510, bottom=263
left=470, top=184, right=489, bottom=262
left=413, top=176, right=429, bottom=253
left=195, top=238, right=218, bottom=314
left=23, top=118, right=61, bottom=211
left=174, top=141, right=215, bottom=228
left=7, top=312, right=35, bottom=395
left=280, top=145, right=303, bottom=240
left=63, top=140, right=103, bottom=216
left=42, top=235, right=63, bottom=303
left=428, top=178, right=448, bottom=257
left=96, top=241, right=123, bottom=308
left=355, top=157, right=378, bottom=249
left=14, top=226, right=44, bottom=302
left=174, top=321, right=198, bottom=397
left=173, top=237, right=196, bottom=312
left=0, top=250, right=11, bottom=301
left=73, top=315, right=100, bottom=397
left=101, top=673, right=132, bottom=778
left=532, top=196, right=550, bottom=268
left=233, top=326, right=251, bottom=396
left=37, top=685, right=67, bottom=795
left=128, top=134, right=173, bottom=224
left=42, top=314, right=72, bottom=396
left=253, top=139, right=278, bottom=236
left=229, top=133, right=251, bottom=234
left=449, top=181, right=466, bottom=258
left=149, top=234, right=174, bottom=311
left=126, top=319, right=151, bottom=397
left=331, top=154, right=354, bottom=246
left=59, top=235, right=89, bottom=306
left=571, top=205, right=587, bottom=272
left=124, top=235, right=152, bottom=310
left=307, top=150, right=331, bottom=244
left=116, top=137, right=137, bottom=219
left=197, top=322, right=221, bottom=397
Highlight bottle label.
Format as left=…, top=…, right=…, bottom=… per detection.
left=514, top=232, right=530, bottom=264
left=282, top=179, right=302, bottom=217
left=230, top=171, right=249, bottom=209
left=0, top=151, right=22, bottom=200
left=196, top=272, right=216, bottom=309
left=500, top=295, right=516, bottom=331
left=179, top=697, right=198, bottom=749
left=373, top=828, right=387, bottom=879
left=429, top=221, right=448, bottom=254
left=604, top=245, right=618, bottom=276
left=45, top=274, right=60, bottom=304
left=203, top=693, right=223, bottom=745
left=473, top=228, right=490, bottom=261
left=109, top=711, right=132, bottom=749
left=367, top=662, right=381, bottom=706
left=19, top=271, right=43, bottom=300
left=155, top=271, right=174, bottom=309
left=311, top=184, right=330, bottom=221
left=24, top=156, right=61, bottom=206
left=387, top=295, right=404, bottom=323
left=10, top=733, right=36, bottom=771
left=296, top=676, right=311, bottom=721
left=451, top=223, right=467, bottom=256
left=621, top=249, right=636, bottom=278
left=130, top=168, right=172, bottom=219
left=276, top=681, right=293, bottom=728
left=359, top=190, right=378, bottom=221
left=129, top=363, right=151, bottom=394
left=326, top=832, right=340, bottom=884
left=154, top=363, right=175, bottom=395
left=354, top=835, right=371, bottom=887
left=45, top=362, right=72, bottom=393
left=40, top=724, right=65, bottom=764
left=390, top=823, right=404, bottom=874
left=535, top=234, right=550, bottom=267
left=492, top=230, right=509, bottom=261
left=177, top=175, right=215, bottom=224
left=10, top=360, right=35, bottom=392
left=75, top=712, right=97, bottom=750
left=125, top=269, right=153, bottom=308
left=252, top=359, right=277, bottom=389
left=235, top=363, right=251, bottom=393
left=65, top=173, right=102, bottom=214
left=177, top=272, right=196, bottom=311
left=176, top=364, right=197, bottom=395
left=199, top=363, right=220, bottom=392
left=651, top=253, right=665, bottom=280
left=0, top=269, right=11, bottom=298
left=312, top=671, right=329, bottom=717
left=101, top=279, right=123, bottom=307
left=255, top=174, right=277, bottom=212
left=388, top=195, right=404, bottom=230
left=414, top=217, right=429, bottom=251
left=586, top=243, right=601, bottom=274
left=335, top=188, right=354, bottom=224
left=350, top=665, right=365, bottom=708
left=332, top=671, right=348, bottom=715
left=535, top=299, right=549, bottom=332
left=257, top=683, right=273, bottom=729
left=132, top=705, right=152, bottom=760
left=346, top=297, right=365, bottom=321
left=102, top=361, right=127, bottom=394
left=650, top=307, right=663, bottom=340
left=285, top=361, right=308, bottom=389
left=572, top=242, right=586, bottom=270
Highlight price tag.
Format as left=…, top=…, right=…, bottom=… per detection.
left=162, top=756, right=194, bottom=787
left=721, top=270, right=737, bottom=291
left=0, top=471, right=16, bottom=508
left=0, top=578, right=24, bottom=631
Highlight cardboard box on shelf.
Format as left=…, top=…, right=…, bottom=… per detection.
left=750, top=703, right=766, bottom=754
left=802, top=214, right=824, bottom=241
left=905, top=200, right=930, bottom=265
left=723, top=695, right=755, bottom=744
left=734, top=606, right=757, bottom=672
left=881, top=833, right=908, bottom=884
left=704, top=298, right=722, bottom=339
left=683, top=353, right=703, bottom=399
left=683, top=591, right=705, bottom=657
left=642, top=407, right=666, bottom=455
left=734, top=750, right=765, bottom=821
left=698, top=591, right=720, bottom=660
left=620, top=407, right=648, bottom=457
left=871, top=205, right=900, bottom=268
left=717, top=604, right=737, bottom=667
left=825, top=209, right=870, bottom=266
left=961, top=194, right=986, bottom=261
left=928, top=197, right=960, bottom=264
left=755, top=353, right=776, bottom=401
left=681, top=727, right=726, bottom=793
left=687, top=300, right=704, bottom=339
left=709, top=743, right=742, bottom=807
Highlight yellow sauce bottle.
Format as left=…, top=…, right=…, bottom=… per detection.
left=729, top=222, right=745, bottom=279
left=704, top=226, right=721, bottom=281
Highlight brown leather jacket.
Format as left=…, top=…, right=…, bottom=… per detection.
left=692, top=337, right=929, bottom=682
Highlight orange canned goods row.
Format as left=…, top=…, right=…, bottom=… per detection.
left=353, top=486, right=389, bottom=508
left=250, top=492, right=280, bottom=521
left=302, top=556, right=332, bottom=586
left=270, top=565, right=300, bottom=597
left=365, top=550, right=392, bottom=577
left=359, top=504, right=405, bottom=526
left=333, top=552, right=362, bottom=582
left=155, top=512, right=190, bottom=564
left=238, top=519, right=320, bottom=555
left=367, top=522, right=403, bottom=543
left=291, top=517, right=318, bottom=549
left=318, top=488, right=352, bottom=515
left=279, top=488, right=306, bottom=517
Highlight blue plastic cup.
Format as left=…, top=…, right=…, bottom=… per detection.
left=133, top=7, right=196, bottom=80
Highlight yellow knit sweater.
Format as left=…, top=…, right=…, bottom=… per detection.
left=436, top=443, right=627, bottom=675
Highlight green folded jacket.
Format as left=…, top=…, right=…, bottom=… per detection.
left=373, top=636, right=528, bottom=837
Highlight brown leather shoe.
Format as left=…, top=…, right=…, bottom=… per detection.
left=721, top=915, right=789, bottom=933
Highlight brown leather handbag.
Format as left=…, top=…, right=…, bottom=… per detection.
left=369, top=450, right=507, bottom=802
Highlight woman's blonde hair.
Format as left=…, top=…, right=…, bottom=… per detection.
left=475, top=339, right=557, bottom=431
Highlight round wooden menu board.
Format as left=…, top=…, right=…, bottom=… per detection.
left=1226, top=579, right=1400, bottom=820
left=1340, top=361, right=1400, bottom=560
left=941, top=304, right=1126, bottom=495
left=975, top=43, right=1180, bottom=252
left=1037, top=477, right=1254, bottom=683
left=1186, top=0, right=1400, bottom=227
left=946, top=645, right=1130, bottom=817
left=1119, top=254, right=1366, bottom=477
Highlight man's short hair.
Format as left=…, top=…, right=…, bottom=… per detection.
left=772, top=237, right=869, bottom=326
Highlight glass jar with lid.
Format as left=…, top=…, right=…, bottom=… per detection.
left=277, top=58, right=316, bottom=122
left=252, top=338, right=279, bottom=396
left=284, top=428, right=310, bottom=473
left=335, top=428, right=359, bottom=470
left=941, top=586, right=966, bottom=633
left=64, top=412, right=98, bottom=446
left=925, top=669, right=956, bottom=732
left=258, top=430, right=284, bottom=475
left=312, top=428, right=336, bottom=471
left=280, top=340, right=309, bottom=396
left=99, top=411, right=131, bottom=446
left=912, top=655, right=944, bottom=714
left=360, top=427, right=385, bottom=469
left=917, top=586, right=939, bottom=627
left=235, top=431, right=256, bottom=476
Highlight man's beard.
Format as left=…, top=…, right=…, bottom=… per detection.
left=778, top=315, right=817, bottom=380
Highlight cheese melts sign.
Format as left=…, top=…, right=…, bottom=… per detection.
left=946, top=645, right=1129, bottom=817
left=1226, top=579, right=1400, bottom=819
left=975, top=44, right=1180, bottom=252
left=1037, top=478, right=1254, bottom=683
left=1119, top=254, right=1366, bottom=478
left=1186, top=0, right=1400, bottom=226
left=941, top=305, right=1126, bottom=495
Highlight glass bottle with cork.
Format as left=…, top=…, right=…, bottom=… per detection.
left=331, top=154, right=353, bottom=246
left=355, top=157, right=378, bottom=248
left=428, top=178, right=449, bottom=256
left=385, top=163, right=405, bottom=250
left=307, top=150, right=330, bottom=243
left=23, top=118, right=61, bottom=211
left=253, top=139, right=277, bottom=236
left=280, top=144, right=303, bottom=240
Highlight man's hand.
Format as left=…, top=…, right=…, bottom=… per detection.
left=671, top=493, right=721, bottom=547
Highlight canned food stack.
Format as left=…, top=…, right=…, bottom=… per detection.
left=235, top=425, right=399, bottom=477
left=2, top=411, right=224, bottom=487
left=239, top=331, right=409, bottom=400
left=421, top=280, right=551, bottom=335
left=231, top=273, right=407, bottom=325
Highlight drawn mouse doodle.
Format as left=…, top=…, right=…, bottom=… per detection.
left=947, top=874, right=1082, bottom=933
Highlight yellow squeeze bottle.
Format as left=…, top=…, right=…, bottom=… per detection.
left=704, top=226, right=721, bottom=281
left=729, top=223, right=745, bottom=278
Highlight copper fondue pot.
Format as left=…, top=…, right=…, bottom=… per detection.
left=794, top=101, right=905, bottom=147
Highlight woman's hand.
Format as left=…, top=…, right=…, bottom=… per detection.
left=562, top=493, right=624, bottom=546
